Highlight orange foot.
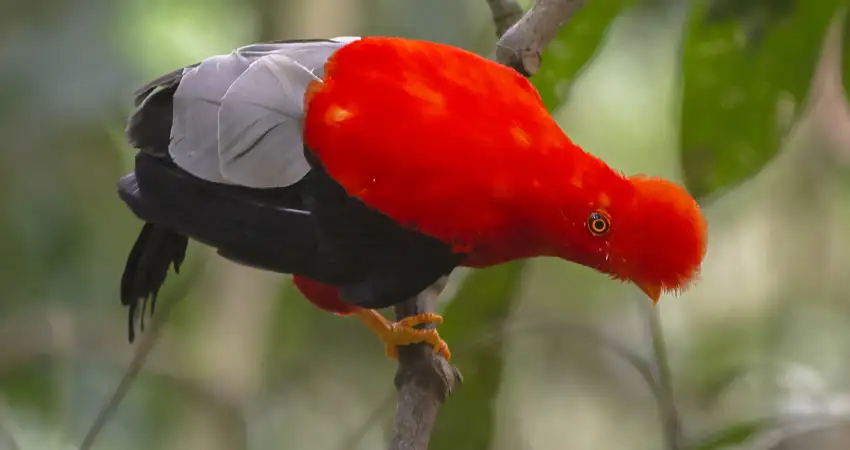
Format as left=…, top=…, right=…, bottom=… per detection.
left=352, top=309, right=451, bottom=361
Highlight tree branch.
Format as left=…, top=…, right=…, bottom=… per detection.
left=79, top=293, right=180, bottom=450
left=79, top=261, right=205, bottom=450
left=388, top=0, right=590, bottom=448
left=389, top=278, right=462, bottom=450
left=639, top=298, right=683, bottom=450
left=495, top=0, right=588, bottom=77
left=487, top=0, right=525, bottom=38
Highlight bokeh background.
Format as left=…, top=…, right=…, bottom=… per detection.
left=3, top=0, right=850, bottom=449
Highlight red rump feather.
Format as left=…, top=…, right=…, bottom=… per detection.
left=292, top=276, right=355, bottom=316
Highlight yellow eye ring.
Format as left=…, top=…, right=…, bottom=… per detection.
left=587, top=211, right=610, bottom=235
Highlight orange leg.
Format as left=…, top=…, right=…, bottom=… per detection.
left=352, top=309, right=451, bottom=361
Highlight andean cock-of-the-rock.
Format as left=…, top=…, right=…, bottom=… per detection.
left=117, top=36, right=708, bottom=360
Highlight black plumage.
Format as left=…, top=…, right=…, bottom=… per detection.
left=117, top=39, right=463, bottom=341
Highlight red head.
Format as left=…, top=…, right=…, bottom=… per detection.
left=558, top=174, right=708, bottom=304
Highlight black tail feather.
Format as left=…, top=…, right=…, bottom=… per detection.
left=116, top=153, right=322, bottom=342
left=118, top=153, right=321, bottom=275
left=120, top=223, right=188, bottom=342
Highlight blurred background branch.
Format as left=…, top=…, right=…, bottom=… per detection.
left=640, top=298, right=683, bottom=450
left=78, top=268, right=200, bottom=450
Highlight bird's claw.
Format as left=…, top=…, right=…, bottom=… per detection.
left=381, top=313, right=451, bottom=361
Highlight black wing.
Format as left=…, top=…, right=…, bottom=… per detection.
left=119, top=39, right=351, bottom=341
left=117, top=38, right=462, bottom=342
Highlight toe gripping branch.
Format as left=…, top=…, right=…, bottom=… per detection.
left=353, top=310, right=451, bottom=361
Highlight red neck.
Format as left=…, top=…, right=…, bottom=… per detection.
left=462, top=140, right=632, bottom=268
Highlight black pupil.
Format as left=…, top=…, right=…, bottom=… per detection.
left=589, top=213, right=608, bottom=232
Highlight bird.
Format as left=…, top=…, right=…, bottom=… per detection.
left=117, top=35, right=708, bottom=362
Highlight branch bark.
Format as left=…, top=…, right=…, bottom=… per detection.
left=495, top=0, right=588, bottom=77
left=389, top=278, right=461, bottom=450
left=487, top=0, right=525, bottom=38
left=388, top=0, right=590, bottom=448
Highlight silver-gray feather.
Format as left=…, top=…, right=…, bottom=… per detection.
left=170, top=53, right=256, bottom=183
left=217, top=53, right=319, bottom=188
left=166, top=37, right=359, bottom=187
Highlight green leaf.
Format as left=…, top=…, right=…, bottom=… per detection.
left=687, top=418, right=772, bottom=450
left=533, top=0, right=638, bottom=110
left=429, top=262, right=525, bottom=450
left=680, top=0, right=847, bottom=199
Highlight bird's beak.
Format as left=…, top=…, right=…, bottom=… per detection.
left=638, top=283, right=661, bottom=305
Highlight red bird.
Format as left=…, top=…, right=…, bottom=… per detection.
left=118, top=36, right=708, bottom=361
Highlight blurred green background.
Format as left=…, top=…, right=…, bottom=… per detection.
left=3, top=0, right=850, bottom=449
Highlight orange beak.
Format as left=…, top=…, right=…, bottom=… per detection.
left=638, top=283, right=661, bottom=305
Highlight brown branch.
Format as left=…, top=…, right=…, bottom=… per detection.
left=487, top=0, right=525, bottom=38
left=388, top=1, right=590, bottom=448
left=495, top=0, right=588, bottom=77
left=389, top=278, right=462, bottom=450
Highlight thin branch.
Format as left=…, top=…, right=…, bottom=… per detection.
left=639, top=298, right=683, bottom=450
left=494, top=0, right=588, bottom=77
left=78, top=302, right=174, bottom=450
left=487, top=0, right=525, bottom=38
left=389, top=278, right=463, bottom=450
left=79, top=262, right=203, bottom=450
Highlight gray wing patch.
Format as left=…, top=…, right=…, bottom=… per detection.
left=217, top=53, right=319, bottom=188
left=170, top=53, right=255, bottom=183
left=165, top=36, right=358, bottom=186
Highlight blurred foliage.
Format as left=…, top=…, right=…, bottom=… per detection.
left=703, top=0, right=796, bottom=46
left=430, top=263, right=525, bottom=450
left=533, top=0, right=637, bottom=109
left=680, top=0, right=848, bottom=199
left=0, top=360, right=61, bottom=423
left=2, top=0, right=850, bottom=449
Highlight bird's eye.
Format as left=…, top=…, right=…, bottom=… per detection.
left=587, top=211, right=610, bottom=236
